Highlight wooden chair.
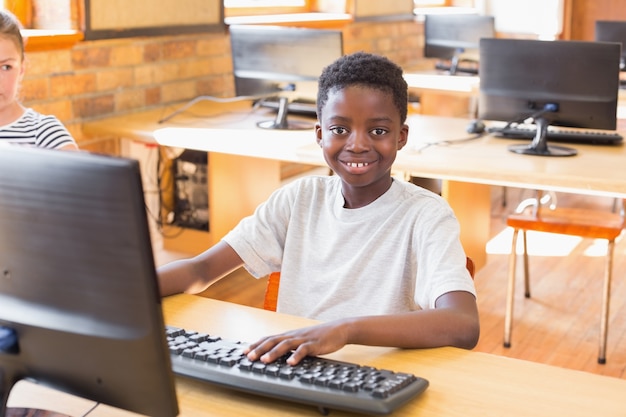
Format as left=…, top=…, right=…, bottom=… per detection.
left=263, top=257, right=476, bottom=312
left=504, top=193, right=625, bottom=364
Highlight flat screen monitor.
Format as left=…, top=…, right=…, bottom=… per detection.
left=229, top=24, right=343, bottom=130
left=0, top=146, right=179, bottom=417
left=595, top=20, right=626, bottom=71
left=479, top=38, right=620, bottom=157
left=424, top=13, right=495, bottom=75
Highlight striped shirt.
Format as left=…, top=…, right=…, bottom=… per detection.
left=0, top=108, right=77, bottom=149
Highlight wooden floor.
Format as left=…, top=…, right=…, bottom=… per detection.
left=153, top=186, right=626, bottom=380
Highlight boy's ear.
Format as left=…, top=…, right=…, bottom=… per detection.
left=315, top=123, right=323, bottom=146
left=397, top=124, right=409, bottom=150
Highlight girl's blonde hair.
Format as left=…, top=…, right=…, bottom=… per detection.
left=0, top=10, right=24, bottom=61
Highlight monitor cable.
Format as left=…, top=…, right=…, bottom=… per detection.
left=82, top=402, right=100, bottom=416
left=157, top=92, right=280, bottom=124
left=494, top=103, right=559, bottom=132
left=412, top=131, right=486, bottom=153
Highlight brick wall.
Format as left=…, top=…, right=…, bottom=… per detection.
left=20, top=19, right=426, bottom=153
left=342, top=19, right=425, bottom=67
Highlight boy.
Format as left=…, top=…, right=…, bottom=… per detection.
left=158, top=52, right=479, bottom=365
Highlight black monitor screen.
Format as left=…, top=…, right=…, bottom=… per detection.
left=595, top=20, right=626, bottom=71
left=229, top=24, right=343, bottom=130
left=230, top=24, right=343, bottom=96
left=479, top=38, right=620, bottom=156
left=424, top=13, right=495, bottom=75
left=0, top=146, right=178, bottom=417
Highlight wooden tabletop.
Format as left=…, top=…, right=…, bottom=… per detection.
left=404, top=70, right=479, bottom=96
left=162, top=295, right=626, bottom=417
left=11, top=295, right=625, bottom=416
left=141, top=102, right=626, bottom=198
left=82, top=99, right=318, bottom=145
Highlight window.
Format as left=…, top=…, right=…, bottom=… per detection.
left=2, top=0, right=82, bottom=51
left=3, top=0, right=78, bottom=30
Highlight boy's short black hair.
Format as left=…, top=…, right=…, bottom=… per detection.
left=317, top=52, right=408, bottom=123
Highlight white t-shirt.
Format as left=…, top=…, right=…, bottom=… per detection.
left=223, top=175, right=476, bottom=321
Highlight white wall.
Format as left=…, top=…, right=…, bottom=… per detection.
left=477, top=0, right=564, bottom=39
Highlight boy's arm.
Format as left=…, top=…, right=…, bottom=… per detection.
left=157, top=240, right=245, bottom=297
left=245, top=291, right=479, bottom=365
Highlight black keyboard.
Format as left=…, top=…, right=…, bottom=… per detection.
left=165, top=325, right=429, bottom=415
left=488, top=125, right=624, bottom=145
left=257, top=96, right=317, bottom=116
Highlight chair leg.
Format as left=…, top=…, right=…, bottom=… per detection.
left=521, top=229, right=530, bottom=298
left=504, top=228, right=519, bottom=348
left=598, top=240, right=615, bottom=365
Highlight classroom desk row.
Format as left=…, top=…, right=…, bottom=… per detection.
left=83, top=97, right=626, bottom=270
left=8, top=294, right=626, bottom=416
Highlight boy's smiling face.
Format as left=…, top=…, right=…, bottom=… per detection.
left=315, top=84, right=408, bottom=208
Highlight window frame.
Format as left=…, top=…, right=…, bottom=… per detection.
left=5, top=0, right=455, bottom=50
left=224, top=0, right=311, bottom=17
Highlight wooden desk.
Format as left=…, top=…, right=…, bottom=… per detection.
left=153, top=111, right=626, bottom=269
left=84, top=100, right=626, bottom=268
left=8, top=295, right=626, bottom=416
left=403, top=71, right=479, bottom=117
left=83, top=100, right=319, bottom=254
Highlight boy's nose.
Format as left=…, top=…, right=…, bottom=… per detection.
left=346, top=131, right=370, bottom=151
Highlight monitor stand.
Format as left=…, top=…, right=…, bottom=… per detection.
left=257, top=97, right=315, bottom=130
left=435, top=54, right=479, bottom=76
left=508, top=117, right=577, bottom=157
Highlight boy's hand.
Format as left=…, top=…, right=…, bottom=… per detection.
left=244, top=321, right=350, bottom=365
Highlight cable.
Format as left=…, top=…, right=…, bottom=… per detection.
left=412, top=131, right=486, bottom=153
left=82, top=402, right=100, bottom=416
left=500, top=103, right=559, bottom=130
left=157, top=93, right=283, bottom=123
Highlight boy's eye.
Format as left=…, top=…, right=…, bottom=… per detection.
left=330, top=126, right=348, bottom=135
left=0, top=65, right=11, bottom=71
left=371, top=128, right=388, bottom=136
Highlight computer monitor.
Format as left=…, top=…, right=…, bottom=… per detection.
left=595, top=20, right=626, bottom=71
left=479, top=38, right=621, bottom=157
left=0, top=146, right=178, bottom=417
left=229, top=24, right=343, bottom=130
left=423, top=13, right=495, bottom=75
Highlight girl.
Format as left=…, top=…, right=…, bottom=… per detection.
left=0, top=10, right=77, bottom=150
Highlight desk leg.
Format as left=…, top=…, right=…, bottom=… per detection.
left=209, top=153, right=282, bottom=244
left=442, top=181, right=491, bottom=270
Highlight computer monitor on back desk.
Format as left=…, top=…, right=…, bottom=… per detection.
left=0, top=146, right=178, bottom=417
left=423, top=13, right=495, bottom=76
left=595, top=20, right=626, bottom=71
left=595, top=20, right=626, bottom=88
left=479, top=38, right=621, bottom=157
left=229, top=24, right=343, bottom=130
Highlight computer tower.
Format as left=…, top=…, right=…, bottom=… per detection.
left=172, top=150, right=209, bottom=231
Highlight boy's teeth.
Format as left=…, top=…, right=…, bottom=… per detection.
left=348, top=162, right=368, bottom=167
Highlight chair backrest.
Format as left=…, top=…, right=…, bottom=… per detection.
left=519, top=191, right=625, bottom=220
left=263, top=257, right=476, bottom=312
